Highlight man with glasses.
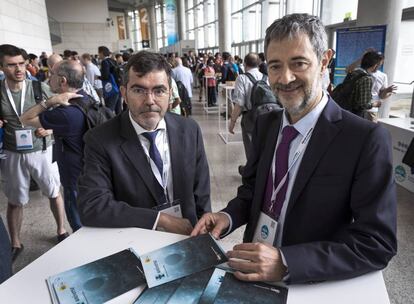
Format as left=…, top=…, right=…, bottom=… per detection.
left=192, top=14, right=396, bottom=284
left=0, top=44, right=69, bottom=262
left=77, top=51, right=211, bottom=235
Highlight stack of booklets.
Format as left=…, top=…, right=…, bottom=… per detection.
left=46, top=234, right=288, bottom=304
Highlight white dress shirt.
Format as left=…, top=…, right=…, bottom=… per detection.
left=129, top=112, right=174, bottom=229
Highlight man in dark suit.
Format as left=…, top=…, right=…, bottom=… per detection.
left=192, top=14, right=397, bottom=284
left=78, top=51, right=211, bottom=235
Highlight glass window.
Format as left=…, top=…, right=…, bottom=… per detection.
left=232, top=12, right=242, bottom=43
left=187, top=9, right=194, bottom=29
left=243, top=4, right=261, bottom=41
left=196, top=4, right=204, bottom=28
left=207, top=23, right=216, bottom=47
left=188, top=30, right=195, bottom=40
left=187, top=0, right=194, bottom=9
left=157, top=23, right=163, bottom=38
left=267, top=3, right=280, bottom=29
left=197, top=27, right=205, bottom=48
left=232, top=0, right=242, bottom=13
left=207, top=0, right=216, bottom=23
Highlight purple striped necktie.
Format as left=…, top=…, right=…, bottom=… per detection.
left=263, top=125, right=299, bottom=219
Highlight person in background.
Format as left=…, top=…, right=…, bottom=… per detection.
left=258, top=52, right=268, bottom=76
left=204, top=58, right=217, bottom=107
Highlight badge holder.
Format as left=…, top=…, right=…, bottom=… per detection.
left=152, top=199, right=182, bottom=219
left=15, top=128, right=34, bottom=151
left=252, top=212, right=278, bottom=245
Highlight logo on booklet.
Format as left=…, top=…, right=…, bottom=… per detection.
left=261, top=225, right=269, bottom=239
left=395, top=165, right=406, bottom=182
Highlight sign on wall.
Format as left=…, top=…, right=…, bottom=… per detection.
left=139, top=8, right=150, bottom=48
left=334, top=25, right=387, bottom=85
left=117, top=16, right=126, bottom=40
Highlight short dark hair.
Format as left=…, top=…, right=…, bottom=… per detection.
left=0, top=44, right=26, bottom=66
left=361, top=51, right=383, bottom=70
left=28, top=53, right=38, bottom=62
left=222, top=52, right=231, bottom=61
left=55, top=60, right=84, bottom=89
left=123, top=51, right=172, bottom=88
left=115, top=53, right=123, bottom=59
left=244, top=53, right=260, bottom=68
left=98, top=46, right=110, bottom=57
left=63, top=50, right=72, bottom=58
left=258, top=52, right=265, bottom=62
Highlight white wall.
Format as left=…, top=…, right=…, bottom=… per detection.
left=46, top=0, right=125, bottom=55
left=0, top=0, right=52, bottom=55
left=322, top=0, right=359, bottom=25
left=395, top=20, right=414, bottom=88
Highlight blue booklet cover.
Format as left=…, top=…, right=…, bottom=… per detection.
left=46, top=248, right=145, bottom=304
left=140, top=234, right=228, bottom=288
left=199, top=268, right=288, bottom=304
left=134, top=268, right=215, bottom=304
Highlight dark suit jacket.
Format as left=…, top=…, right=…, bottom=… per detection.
left=222, top=98, right=397, bottom=284
left=0, top=216, right=12, bottom=284
left=77, top=112, right=211, bottom=229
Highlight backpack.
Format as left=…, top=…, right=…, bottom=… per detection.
left=176, top=80, right=192, bottom=116
left=102, top=59, right=122, bottom=99
left=245, top=73, right=281, bottom=123
left=225, top=63, right=237, bottom=81
left=71, top=96, right=115, bottom=130
left=331, top=70, right=369, bottom=111
left=107, top=59, right=123, bottom=87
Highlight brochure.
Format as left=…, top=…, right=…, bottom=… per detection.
left=140, top=234, right=228, bottom=288
left=199, top=268, right=288, bottom=304
left=134, top=269, right=214, bottom=304
left=46, top=248, right=145, bottom=304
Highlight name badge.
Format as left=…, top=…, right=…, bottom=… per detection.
left=15, top=129, right=34, bottom=150
left=252, top=212, right=277, bottom=245
left=152, top=199, right=182, bottom=218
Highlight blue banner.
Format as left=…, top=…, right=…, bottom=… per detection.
left=166, top=0, right=178, bottom=45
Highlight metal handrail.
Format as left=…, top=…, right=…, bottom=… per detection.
left=394, top=81, right=414, bottom=85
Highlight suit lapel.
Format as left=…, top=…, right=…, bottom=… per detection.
left=119, top=112, right=164, bottom=202
left=285, top=99, right=342, bottom=216
left=165, top=113, right=184, bottom=201
left=250, top=111, right=283, bottom=231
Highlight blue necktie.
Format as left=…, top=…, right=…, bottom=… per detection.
left=142, top=130, right=163, bottom=177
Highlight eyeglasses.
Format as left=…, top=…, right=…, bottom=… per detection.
left=131, top=87, right=169, bottom=99
left=4, top=62, right=26, bottom=69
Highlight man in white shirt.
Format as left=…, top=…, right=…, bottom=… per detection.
left=172, top=57, right=193, bottom=99
left=81, top=53, right=103, bottom=102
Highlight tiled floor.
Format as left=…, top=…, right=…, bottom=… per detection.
left=0, top=92, right=413, bottom=303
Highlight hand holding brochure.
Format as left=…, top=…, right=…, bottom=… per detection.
left=140, top=234, right=228, bottom=288
left=46, top=248, right=145, bottom=304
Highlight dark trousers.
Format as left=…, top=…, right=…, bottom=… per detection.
left=207, top=86, right=217, bottom=106
left=241, top=114, right=254, bottom=160
left=63, top=186, right=82, bottom=232
left=0, top=216, right=12, bottom=283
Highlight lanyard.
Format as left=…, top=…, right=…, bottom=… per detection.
left=5, top=80, right=27, bottom=124
left=269, top=126, right=314, bottom=213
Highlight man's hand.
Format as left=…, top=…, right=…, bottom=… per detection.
left=228, top=119, right=236, bottom=134
left=372, top=100, right=382, bottom=108
left=191, top=212, right=230, bottom=239
left=35, top=128, right=53, bottom=138
left=47, top=92, right=83, bottom=107
left=157, top=213, right=193, bottom=235
left=0, top=119, right=7, bottom=128
left=227, top=242, right=287, bottom=282
left=379, top=84, right=397, bottom=100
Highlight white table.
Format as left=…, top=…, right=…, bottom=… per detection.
left=379, top=117, right=414, bottom=193
left=217, top=83, right=242, bottom=144
left=0, top=227, right=390, bottom=304
left=202, top=75, right=219, bottom=114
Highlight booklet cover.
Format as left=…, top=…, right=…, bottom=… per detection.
left=140, top=234, right=228, bottom=288
left=199, top=268, right=288, bottom=304
left=46, top=248, right=146, bottom=304
left=134, top=268, right=215, bottom=304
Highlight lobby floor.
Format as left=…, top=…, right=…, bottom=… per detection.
left=0, top=93, right=413, bottom=304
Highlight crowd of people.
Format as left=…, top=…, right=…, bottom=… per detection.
left=0, top=13, right=397, bottom=288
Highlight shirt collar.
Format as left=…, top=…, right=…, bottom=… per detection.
left=128, top=111, right=166, bottom=136
left=281, top=91, right=329, bottom=137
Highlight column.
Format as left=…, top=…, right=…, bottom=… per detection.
left=147, top=4, right=158, bottom=50
left=218, top=0, right=231, bottom=52
left=356, top=0, right=403, bottom=118
left=176, top=0, right=186, bottom=41
left=124, top=11, right=130, bottom=40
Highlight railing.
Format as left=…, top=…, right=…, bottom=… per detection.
left=48, top=16, right=62, bottom=45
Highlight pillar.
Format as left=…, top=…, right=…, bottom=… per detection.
left=176, top=0, right=186, bottom=41
left=147, top=4, right=158, bottom=50
left=218, top=0, right=231, bottom=52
